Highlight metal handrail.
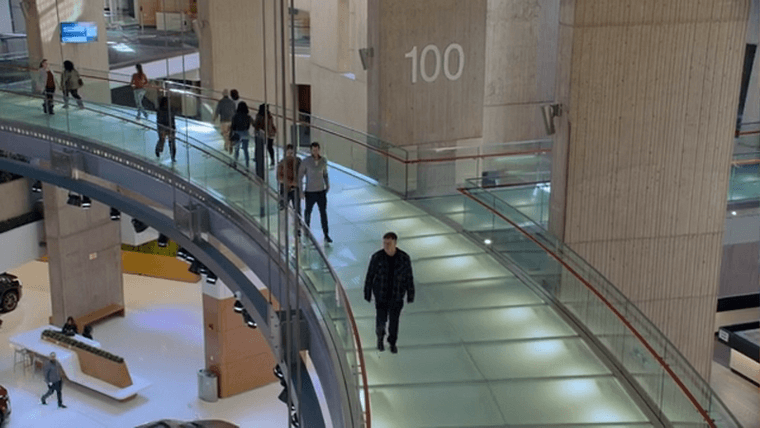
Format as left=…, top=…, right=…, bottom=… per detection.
left=0, top=87, right=370, bottom=427
left=299, top=224, right=371, bottom=427
left=459, top=183, right=741, bottom=428
left=1, top=62, right=550, bottom=166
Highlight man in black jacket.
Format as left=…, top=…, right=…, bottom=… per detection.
left=364, top=232, right=414, bottom=354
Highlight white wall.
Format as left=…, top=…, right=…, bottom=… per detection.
left=0, top=221, right=45, bottom=273
left=0, top=0, right=13, bottom=33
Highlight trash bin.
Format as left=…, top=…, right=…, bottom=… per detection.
left=198, top=369, right=218, bottom=402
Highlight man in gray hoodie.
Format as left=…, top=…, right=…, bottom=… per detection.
left=298, top=142, right=332, bottom=243
left=213, top=89, right=237, bottom=154
left=41, top=352, right=66, bottom=408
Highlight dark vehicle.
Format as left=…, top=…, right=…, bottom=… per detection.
left=0, top=273, right=21, bottom=313
left=0, top=384, right=11, bottom=424
left=136, top=420, right=238, bottom=428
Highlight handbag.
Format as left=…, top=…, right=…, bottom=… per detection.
left=77, top=78, right=84, bottom=86
left=229, top=129, right=240, bottom=143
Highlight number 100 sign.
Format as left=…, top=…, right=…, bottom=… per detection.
left=404, top=43, right=465, bottom=84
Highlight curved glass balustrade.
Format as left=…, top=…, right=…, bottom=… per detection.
left=457, top=179, right=742, bottom=428
left=0, top=88, right=369, bottom=427
left=0, top=66, right=743, bottom=427
left=729, top=152, right=760, bottom=204
left=4, top=62, right=552, bottom=199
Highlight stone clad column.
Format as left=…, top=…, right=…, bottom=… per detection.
left=202, top=279, right=278, bottom=398
left=197, top=0, right=288, bottom=108
left=550, top=0, right=750, bottom=377
left=23, top=0, right=111, bottom=103
left=367, top=0, right=487, bottom=195
left=43, top=184, right=124, bottom=327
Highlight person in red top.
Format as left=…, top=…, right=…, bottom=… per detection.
left=37, top=59, right=56, bottom=115
left=130, top=63, right=149, bottom=120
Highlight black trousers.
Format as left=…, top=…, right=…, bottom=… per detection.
left=304, top=190, right=329, bottom=237
left=42, top=380, right=63, bottom=405
left=43, top=88, right=55, bottom=113
left=156, top=128, right=177, bottom=160
left=279, top=184, right=301, bottom=215
left=375, top=300, right=404, bottom=345
left=63, top=89, right=84, bottom=108
left=267, top=138, right=275, bottom=166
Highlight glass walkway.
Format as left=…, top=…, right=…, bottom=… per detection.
left=0, top=85, right=740, bottom=428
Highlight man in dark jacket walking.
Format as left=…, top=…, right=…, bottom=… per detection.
left=364, top=232, right=414, bottom=354
left=155, top=96, right=177, bottom=162
left=41, top=352, right=66, bottom=408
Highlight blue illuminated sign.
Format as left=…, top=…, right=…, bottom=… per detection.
left=61, top=22, right=98, bottom=43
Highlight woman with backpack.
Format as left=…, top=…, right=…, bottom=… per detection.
left=60, top=60, right=84, bottom=109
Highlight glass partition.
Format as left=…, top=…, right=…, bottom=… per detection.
left=728, top=152, right=760, bottom=204
left=0, top=87, right=369, bottom=427
left=459, top=181, right=741, bottom=428
left=2, top=61, right=554, bottom=200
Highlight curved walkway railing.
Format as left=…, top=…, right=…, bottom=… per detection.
left=3, top=62, right=552, bottom=198
left=0, top=88, right=369, bottom=427
left=458, top=180, right=741, bottom=428
left=2, top=63, right=742, bottom=426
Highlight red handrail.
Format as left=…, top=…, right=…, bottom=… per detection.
left=731, top=158, right=760, bottom=166
left=1, top=62, right=549, bottom=167
left=458, top=187, right=717, bottom=428
left=337, top=286, right=371, bottom=427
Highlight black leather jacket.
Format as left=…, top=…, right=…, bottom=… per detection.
left=364, top=249, right=415, bottom=304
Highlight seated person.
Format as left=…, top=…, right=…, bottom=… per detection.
left=61, top=316, right=78, bottom=336
left=82, top=324, right=93, bottom=340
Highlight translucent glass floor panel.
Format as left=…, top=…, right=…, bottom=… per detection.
left=363, top=344, right=485, bottom=386
left=412, top=253, right=515, bottom=284
left=443, top=305, right=577, bottom=342
left=466, top=338, right=611, bottom=379
left=489, top=377, right=649, bottom=425
left=333, top=201, right=427, bottom=223
left=329, top=185, right=400, bottom=206
left=323, top=233, right=484, bottom=271
left=369, top=383, right=506, bottom=428
left=338, top=275, right=540, bottom=318
left=419, top=277, right=544, bottom=310
left=0, top=90, right=658, bottom=427
left=326, top=215, right=454, bottom=244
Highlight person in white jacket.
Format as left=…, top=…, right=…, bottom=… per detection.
left=60, top=60, right=84, bottom=109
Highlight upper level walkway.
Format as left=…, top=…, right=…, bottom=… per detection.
left=0, top=86, right=740, bottom=428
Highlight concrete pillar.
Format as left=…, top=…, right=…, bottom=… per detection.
left=22, top=0, right=111, bottom=103
left=550, top=0, right=750, bottom=377
left=202, top=280, right=277, bottom=398
left=42, top=184, right=124, bottom=327
left=197, top=0, right=290, bottom=112
left=367, top=0, right=488, bottom=195
left=482, top=0, right=560, bottom=144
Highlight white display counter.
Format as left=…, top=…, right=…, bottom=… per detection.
left=9, top=325, right=151, bottom=401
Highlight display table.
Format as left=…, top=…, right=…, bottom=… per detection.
left=9, top=325, right=151, bottom=400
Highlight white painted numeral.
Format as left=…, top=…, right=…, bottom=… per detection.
left=405, top=43, right=465, bottom=84
left=404, top=46, right=418, bottom=84
left=443, top=43, right=465, bottom=81
left=419, top=44, right=441, bottom=83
